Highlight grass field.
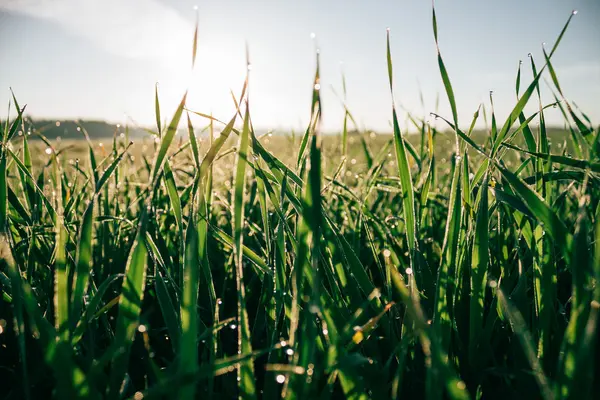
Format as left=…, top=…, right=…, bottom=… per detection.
left=1, top=5, right=599, bottom=400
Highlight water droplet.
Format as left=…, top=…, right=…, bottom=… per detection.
left=276, top=374, right=286, bottom=384
left=55, top=121, right=61, bottom=127
left=527, top=53, right=532, bottom=58
left=45, top=147, right=52, bottom=155
left=386, top=27, right=390, bottom=32
left=229, top=324, right=237, bottom=330
left=572, top=9, right=578, bottom=15
left=350, top=158, right=357, bottom=165
left=406, top=268, right=413, bottom=275
left=383, top=249, right=391, bottom=258
left=314, top=83, right=321, bottom=91
left=138, top=324, right=147, bottom=333
left=286, top=348, right=294, bottom=356
left=310, top=32, right=316, bottom=39
left=280, top=340, right=287, bottom=347
left=217, top=299, right=223, bottom=305
left=322, top=328, right=329, bottom=335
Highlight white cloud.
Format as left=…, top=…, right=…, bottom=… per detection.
left=0, top=0, right=194, bottom=67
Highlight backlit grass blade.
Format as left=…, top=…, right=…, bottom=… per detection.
left=108, top=208, right=150, bottom=398
left=555, top=196, right=595, bottom=399
left=233, top=94, right=257, bottom=398
left=150, top=92, right=188, bottom=183
left=496, top=163, right=572, bottom=260
left=155, top=83, right=162, bottom=136
left=430, top=153, right=463, bottom=398
left=179, top=210, right=200, bottom=400
left=432, top=3, right=458, bottom=134
left=386, top=28, right=418, bottom=271
left=469, top=174, right=489, bottom=368
left=71, top=144, right=132, bottom=329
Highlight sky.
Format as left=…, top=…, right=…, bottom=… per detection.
left=0, top=0, right=599, bottom=133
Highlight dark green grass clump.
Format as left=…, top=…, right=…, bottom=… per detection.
left=1, top=6, right=599, bottom=400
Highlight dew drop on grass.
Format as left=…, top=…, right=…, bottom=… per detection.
left=383, top=249, right=391, bottom=258
left=572, top=9, right=578, bottom=15
left=229, top=324, right=237, bottom=330
left=45, top=147, right=52, bottom=155
left=405, top=268, right=413, bottom=275
left=314, top=83, right=321, bottom=91
left=310, top=32, right=316, bottom=39
left=286, top=348, right=294, bottom=356
left=276, top=374, right=286, bottom=384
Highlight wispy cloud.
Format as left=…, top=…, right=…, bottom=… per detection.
left=0, top=0, right=194, bottom=66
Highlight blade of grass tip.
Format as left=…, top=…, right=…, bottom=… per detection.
left=233, top=72, right=257, bottom=398
left=187, top=112, right=200, bottom=169
left=77, top=122, right=99, bottom=187
left=191, top=7, right=198, bottom=69
left=341, top=66, right=349, bottom=160
left=491, top=12, right=575, bottom=157
left=543, top=47, right=593, bottom=139
left=155, top=83, right=162, bottom=136
left=386, top=28, right=418, bottom=276
left=71, top=143, right=133, bottom=331
left=432, top=2, right=459, bottom=149
left=179, top=209, right=200, bottom=400
left=516, top=60, right=522, bottom=97
left=150, top=92, right=187, bottom=184
left=297, top=51, right=321, bottom=169
left=469, top=174, right=489, bottom=369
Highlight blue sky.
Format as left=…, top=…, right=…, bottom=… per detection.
left=1, top=0, right=598, bottom=132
